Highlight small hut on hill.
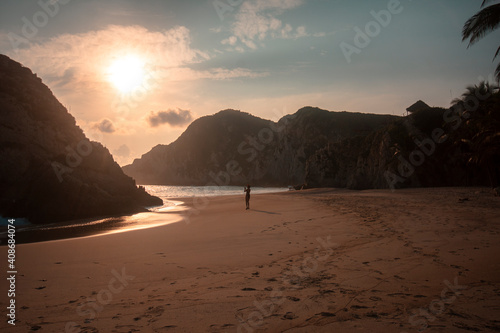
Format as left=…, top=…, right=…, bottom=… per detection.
left=406, top=100, right=430, bottom=116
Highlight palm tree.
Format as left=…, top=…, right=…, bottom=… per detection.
left=462, top=0, right=500, bottom=81
left=449, top=82, right=500, bottom=187
left=451, top=81, right=498, bottom=117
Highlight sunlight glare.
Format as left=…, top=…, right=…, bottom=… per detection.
left=107, top=55, right=147, bottom=94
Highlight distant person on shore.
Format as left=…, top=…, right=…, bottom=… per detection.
left=244, top=185, right=251, bottom=210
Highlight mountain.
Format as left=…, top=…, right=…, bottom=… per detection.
left=0, top=54, right=162, bottom=224
left=124, top=99, right=499, bottom=190
left=122, top=107, right=398, bottom=186
left=305, top=101, right=500, bottom=189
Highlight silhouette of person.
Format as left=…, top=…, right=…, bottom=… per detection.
left=244, top=185, right=251, bottom=210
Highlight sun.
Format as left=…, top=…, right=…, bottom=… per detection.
left=107, top=55, right=147, bottom=94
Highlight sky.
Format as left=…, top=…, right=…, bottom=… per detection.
left=0, top=0, right=499, bottom=165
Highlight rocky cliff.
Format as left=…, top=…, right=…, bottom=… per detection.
left=305, top=100, right=500, bottom=189
left=123, top=107, right=398, bottom=186
left=0, top=55, right=162, bottom=224
left=124, top=96, right=499, bottom=190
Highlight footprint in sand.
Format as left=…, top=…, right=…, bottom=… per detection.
left=351, top=305, right=369, bottom=309
left=283, top=312, right=298, bottom=320
left=144, top=305, right=165, bottom=322
left=157, top=325, right=178, bottom=330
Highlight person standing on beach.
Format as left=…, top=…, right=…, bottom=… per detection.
left=244, top=185, right=251, bottom=210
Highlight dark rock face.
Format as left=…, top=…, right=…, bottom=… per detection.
left=306, top=104, right=500, bottom=190
left=123, top=107, right=397, bottom=186
left=0, top=54, right=162, bottom=224
left=124, top=99, right=500, bottom=190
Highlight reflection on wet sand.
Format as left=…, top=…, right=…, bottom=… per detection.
left=8, top=203, right=187, bottom=244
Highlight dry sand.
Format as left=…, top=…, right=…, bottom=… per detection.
left=1, top=187, right=500, bottom=332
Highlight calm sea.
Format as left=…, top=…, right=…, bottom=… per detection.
left=144, top=185, right=288, bottom=210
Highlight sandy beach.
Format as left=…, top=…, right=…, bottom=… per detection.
left=2, top=187, right=500, bottom=332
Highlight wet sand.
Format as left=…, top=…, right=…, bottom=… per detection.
left=2, top=187, right=499, bottom=332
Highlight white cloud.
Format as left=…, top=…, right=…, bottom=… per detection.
left=224, top=0, right=308, bottom=50
left=169, top=67, right=269, bottom=81
left=295, top=26, right=308, bottom=38
left=313, top=32, right=327, bottom=37
left=221, top=35, right=238, bottom=46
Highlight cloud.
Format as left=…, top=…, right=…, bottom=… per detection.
left=113, top=144, right=131, bottom=158
left=223, top=0, right=308, bottom=50
left=3, top=24, right=266, bottom=100
left=93, top=118, right=116, bottom=133
left=147, top=109, right=193, bottom=127
left=169, top=67, right=269, bottom=81
left=5, top=25, right=209, bottom=91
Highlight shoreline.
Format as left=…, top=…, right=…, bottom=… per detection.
left=2, top=190, right=287, bottom=244
left=5, top=186, right=495, bottom=245
left=4, top=187, right=500, bottom=332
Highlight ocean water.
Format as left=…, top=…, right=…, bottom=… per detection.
left=0, top=186, right=288, bottom=243
left=144, top=185, right=288, bottom=210
left=144, top=185, right=288, bottom=199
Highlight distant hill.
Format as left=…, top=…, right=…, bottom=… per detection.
left=122, top=107, right=398, bottom=186
left=0, top=55, right=162, bottom=224
left=124, top=99, right=500, bottom=190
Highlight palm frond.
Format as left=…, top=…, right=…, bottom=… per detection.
left=462, top=4, right=500, bottom=46
left=496, top=61, right=500, bottom=82
left=482, top=0, right=499, bottom=8
left=461, top=85, right=477, bottom=98
left=495, top=45, right=500, bottom=59
left=451, top=98, right=463, bottom=106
